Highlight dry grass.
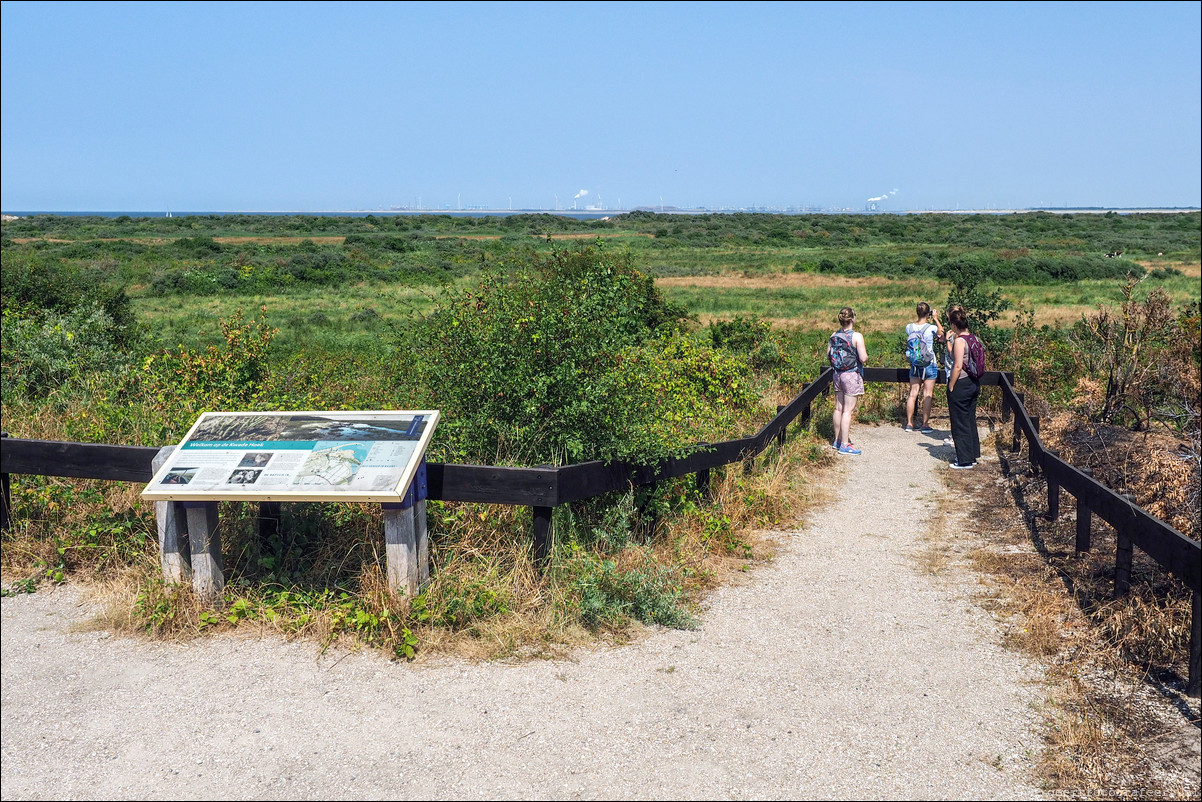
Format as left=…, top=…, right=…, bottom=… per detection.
left=657, top=274, right=921, bottom=290
left=6, top=427, right=838, bottom=666
left=215, top=236, right=346, bottom=245
left=1043, top=413, right=1200, bottom=541
left=1136, top=260, right=1202, bottom=278
left=949, top=424, right=1201, bottom=799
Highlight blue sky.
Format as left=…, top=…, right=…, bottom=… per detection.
left=2, top=0, right=1199, bottom=212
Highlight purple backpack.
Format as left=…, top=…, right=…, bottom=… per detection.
left=960, top=332, right=985, bottom=379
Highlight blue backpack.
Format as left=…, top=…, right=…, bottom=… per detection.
left=905, top=324, right=935, bottom=369
left=828, top=329, right=859, bottom=372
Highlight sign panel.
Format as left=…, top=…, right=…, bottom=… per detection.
left=141, top=410, right=439, bottom=503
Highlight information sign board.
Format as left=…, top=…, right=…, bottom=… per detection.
left=141, top=410, right=439, bottom=503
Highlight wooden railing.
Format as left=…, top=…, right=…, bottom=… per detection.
left=994, top=373, right=1200, bottom=697
left=2, top=367, right=1198, bottom=695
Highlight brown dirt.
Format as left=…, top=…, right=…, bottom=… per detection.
left=216, top=236, right=346, bottom=245
left=1136, top=260, right=1201, bottom=278
left=434, top=232, right=652, bottom=241
left=656, top=274, right=928, bottom=290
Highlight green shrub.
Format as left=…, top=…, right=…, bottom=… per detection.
left=400, top=241, right=757, bottom=465
left=0, top=305, right=136, bottom=405
left=558, top=546, right=696, bottom=630
left=708, top=315, right=772, bottom=352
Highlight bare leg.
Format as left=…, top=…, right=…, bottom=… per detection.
left=921, top=377, right=937, bottom=427
left=832, top=390, right=845, bottom=445
left=906, top=378, right=921, bottom=427
left=839, top=394, right=859, bottom=445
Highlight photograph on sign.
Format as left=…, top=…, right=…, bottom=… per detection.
left=141, top=410, right=439, bottom=503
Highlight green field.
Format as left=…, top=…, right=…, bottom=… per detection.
left=5, top=210, right=1198, bottom=356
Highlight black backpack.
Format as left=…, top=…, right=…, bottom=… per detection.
left=828, top=329, right=859, bottom=372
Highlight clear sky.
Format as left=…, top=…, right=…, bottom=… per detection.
left=2, top=0, right=1199, bottom=213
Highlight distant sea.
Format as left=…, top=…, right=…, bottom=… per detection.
left=4, top=207, right=1197, bottom=219
left=2, top=210, right=620, bottom=220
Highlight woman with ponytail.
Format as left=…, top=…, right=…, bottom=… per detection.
left=828, top=307, right=868, bottom=455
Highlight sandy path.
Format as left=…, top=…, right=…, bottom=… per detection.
left=1, top=424, right=1044, bottom=800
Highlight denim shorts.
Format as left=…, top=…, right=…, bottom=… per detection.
left=909, top=364, right=939, bottom=381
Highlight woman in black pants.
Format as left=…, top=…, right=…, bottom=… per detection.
left=944, top=305, right=980, bottom=469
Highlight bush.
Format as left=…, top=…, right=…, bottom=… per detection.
left=125, top=309, right=280, bottom=443
left=1, top=305, right=135, bottom=405
left=558, top=547, right=696, bottom=630
left=400, top=241, right=757, bottom=465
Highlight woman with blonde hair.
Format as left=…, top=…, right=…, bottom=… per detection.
left=827, top=306, right=868, bottom=455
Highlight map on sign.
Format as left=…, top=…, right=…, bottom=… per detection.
left=141, top=410, right=439, bottom=503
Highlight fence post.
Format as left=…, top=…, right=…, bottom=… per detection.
left=1113, top=534, right=1133, bottom=597
left=776, top=405, right=787, bottom=448
left=151, top=446, right=191, bottom=584
left=258, top=501, right=281, bottom=551
left=1, top=432, right=10, bottom=533
left=1113, top=494, right=1136, bottom=598
left=184, top=501, right=222, bottom=602
left=1189, top=591, right=1200, bottom=698
left=800, top=383, right=812, bottom=429
left=1046, top=450, right=1059, bottom=521
left=383, top=479, right=422, bottom=597
left=1011, top=392, right=1025, bottom=452
left=1030, top=417, right=1041, bottom=477
left=1001, top=386, right=1011, bottom=424
left=1075, top=501, right=1093, bottom=553
left=383, top=464, right=429, bottom=596
left=414, top=459, right=429, bottom=585
left=640, top=481, right=661, bottom=540
left=692, top=442, right=711, bottom=501
left=1075, top=468, right=1093, bottom=553
left=532, top=505, right=553, bottom=564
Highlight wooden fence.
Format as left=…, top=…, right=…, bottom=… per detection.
left=2, top=367, right=1198, bottom=696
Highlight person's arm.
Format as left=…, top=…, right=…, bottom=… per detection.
left=949, top=335, right=964, bottom=390
left=855, top=332, right=868, bottom=364
left=930, top=308, right=944, bottom=340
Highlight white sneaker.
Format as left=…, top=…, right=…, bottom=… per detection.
left=949, top=461, right=976, bottom=470
left=943, top=438, right=954, bottom=446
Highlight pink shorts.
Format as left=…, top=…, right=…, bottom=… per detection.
left=833, top=369, right=864, bottom=397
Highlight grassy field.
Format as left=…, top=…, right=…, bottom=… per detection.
left=134, top=282, right=439, bottom=356
left=122, top=254, right=1199, bottom=361
left=655, top=261, right=1201, bottom=334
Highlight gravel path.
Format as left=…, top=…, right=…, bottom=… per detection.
left=1, top=424, right=1045, bottom=800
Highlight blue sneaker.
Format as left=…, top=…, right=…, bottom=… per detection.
left=838, top=444, right=862, bottom=455
left=832, top=440, right=841, bottom=450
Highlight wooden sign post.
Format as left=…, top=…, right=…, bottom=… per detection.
left=143, top=411, right=439, bottom=601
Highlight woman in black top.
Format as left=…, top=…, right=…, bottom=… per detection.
left=944, top=305, right=981, bottom=469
